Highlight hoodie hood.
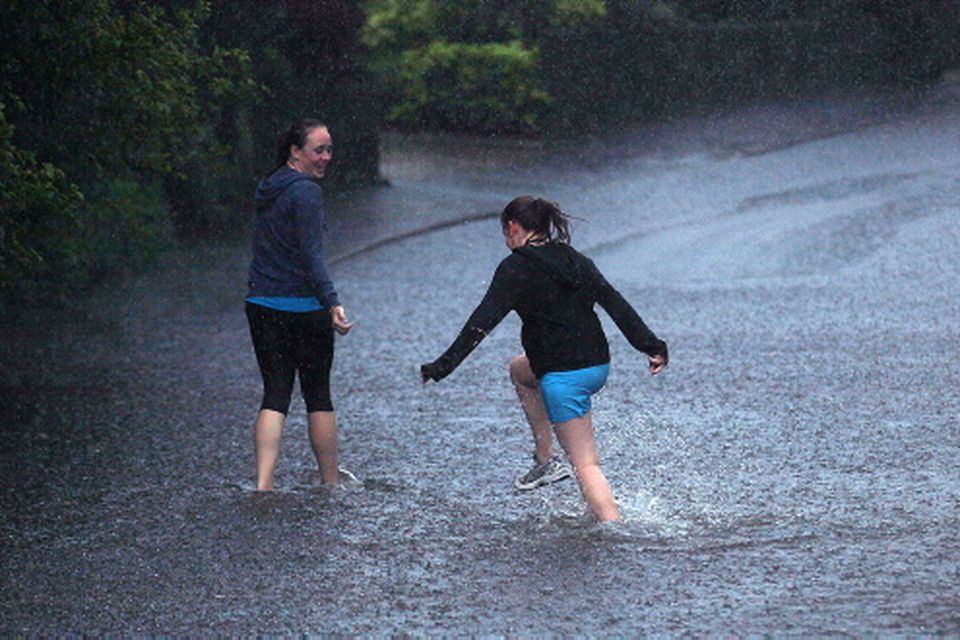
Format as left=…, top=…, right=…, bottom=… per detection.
left=255, top=166, right=314, bottom=211
left=513, top=243, right=584, bottom=289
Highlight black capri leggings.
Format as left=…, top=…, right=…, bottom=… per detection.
left=245, top=302, right=335, bottom=414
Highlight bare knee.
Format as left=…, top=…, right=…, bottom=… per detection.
left=509, top=354, right=536, bottom=388
left=508, top=354, right=526, bottom=379
left=569, top=454, right=601, bottom=476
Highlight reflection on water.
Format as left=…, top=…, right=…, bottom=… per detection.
left=2, top=82, right=960, bottom=634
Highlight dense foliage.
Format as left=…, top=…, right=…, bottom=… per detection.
left=2, top=0, right=957, bottom=314
left=1, top=0, right=380, bottom=314
left=0, top=105, right=86, bottom=304
left=388, top=40, right=550, bottom=133
left=365, top=0, right=960, bottom=132
left=362, top=0, right=605, bottom=132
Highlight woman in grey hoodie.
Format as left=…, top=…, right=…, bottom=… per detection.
left=246, top=118, right=353, bottom=491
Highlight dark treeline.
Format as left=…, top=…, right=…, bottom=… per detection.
left=3, top=0, right=957, bottom=315
left=1, top=0, right=379, bottom=314
left=542, top=0, right=960, bottom=129
left=366, top=0, right=960, bottom=132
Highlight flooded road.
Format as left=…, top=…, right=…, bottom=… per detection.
left=2, top=82, right=959, bottom=634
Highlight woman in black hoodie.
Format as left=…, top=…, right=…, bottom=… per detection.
left=421, top=196, right=667, bottom=522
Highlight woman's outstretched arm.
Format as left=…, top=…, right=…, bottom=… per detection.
left=586, top=258, right=668, bottom=369
left=421, top=259, right=519, bottom=382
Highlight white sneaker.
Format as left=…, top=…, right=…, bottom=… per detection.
left=514, top=455, right=572, bottom=491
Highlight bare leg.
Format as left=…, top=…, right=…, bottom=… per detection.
left=308, top=410, right=340, bottom=485
left=509, top=354, right=554, bottom=464
left=554, top=413, right=620, bottom=522
left=254, top=409, right=285, bottom=491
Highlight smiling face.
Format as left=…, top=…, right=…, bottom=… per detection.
left=288, top=126, right=333, bottom=179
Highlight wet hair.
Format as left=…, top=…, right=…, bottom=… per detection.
left=273, top=118, right=327, bottom=172
left=500, top=196, right=571, bottom=244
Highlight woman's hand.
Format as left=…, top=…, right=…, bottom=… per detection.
left=420, top=362, right=439, bottom=383
left=331, top=305, right=353, bottom=335
left=648, top=353, right=667, bottom=375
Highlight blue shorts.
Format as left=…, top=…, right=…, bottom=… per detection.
left=538, top=363, right=610, bottom=424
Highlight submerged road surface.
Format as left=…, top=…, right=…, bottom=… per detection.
left=2, top=82, right=959, bottom=634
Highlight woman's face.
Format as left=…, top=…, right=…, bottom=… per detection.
left=289, top=126, right=333, bottom=179
left=502, top=220, right=530, bottom=249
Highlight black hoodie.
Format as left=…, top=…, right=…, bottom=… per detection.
left=422, top=242, right=667, bottom=380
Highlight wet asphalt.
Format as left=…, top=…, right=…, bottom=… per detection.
left=2, top=81, right=959, bottom=634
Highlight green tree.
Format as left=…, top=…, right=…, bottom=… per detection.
left=366, top=0, right=959, bottom=134
left=2, top=1, right=212, bottom=184
left=0, top=0, right=256, bottom=308
left=205, top=0, right=381, bottom=189
left=389, top=40, right=551, bottom=132
left=1, top=0, right=382, bottom=313
left=0, top=104, right=85, bottom=308
left=363, top=0, right=602, bottom=132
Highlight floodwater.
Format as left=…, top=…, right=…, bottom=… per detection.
left=2, top=82, right=959, bottom=634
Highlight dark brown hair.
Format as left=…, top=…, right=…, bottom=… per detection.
left=273, top=118, right=327, bottom=172
left=500, top=195, right=571, bottom=244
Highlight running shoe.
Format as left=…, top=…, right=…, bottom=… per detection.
left=514, top=455, right=572, bottom=491
left=338, top=467, right=361, bottom=487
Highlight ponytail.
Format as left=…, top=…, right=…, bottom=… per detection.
left=500, top=195, right=571, bottom=244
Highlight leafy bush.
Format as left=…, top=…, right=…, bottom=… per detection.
left=388, top=40, right=551, bottom=132
left=0, top=100, right=176, bottom=312
left=0, top=0, right=383, bottom=313
left=363, top=0, right=604, bottom=132
left=2, top=1, right=206, bottom=183
left=367, top=0, right=960, bottom=134
left=0, top=1, right=236, bottom=309
left=0, top=105, right=85, bottom=308
left=80, top=179, right=173, bottom=280
left=363, top=0, right=438, bottom=54
left=538, top=1, right=959, bottom=130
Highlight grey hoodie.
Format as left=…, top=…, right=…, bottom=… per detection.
left=246, top=166, right=339, bottom=308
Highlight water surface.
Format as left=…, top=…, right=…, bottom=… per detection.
left=2, top=83, right=959, bottom=634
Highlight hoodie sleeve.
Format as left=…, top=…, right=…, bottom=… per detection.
left=585, top=257, right=668, bottom=361
left=291, top=182, right=340, bottom=308
left=421, top=257, right=520, bottom=381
